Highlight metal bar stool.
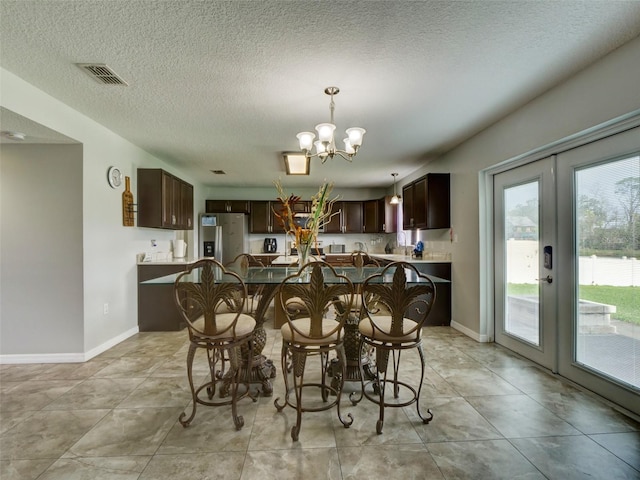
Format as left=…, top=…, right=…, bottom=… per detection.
left=350, top=261, right=436, bottom=434
left=174, top=258, right=257, bottom=430
left=274, top=261, right=355, bottom=441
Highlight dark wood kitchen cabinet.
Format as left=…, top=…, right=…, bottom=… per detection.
left=180, top=181, right=194, bottom=230
left=402, top=173, right=450, bottom=230
left=205, top=199, right=250, bottom=213
left=249, top=200, right=285, bottom=234
left=137, top=169, right=194, bottom=230
left=325, top=201, right=363, bottom=234
left=364, top=196, right=397, bottom=233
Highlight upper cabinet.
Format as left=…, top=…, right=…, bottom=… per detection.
left=325, top=201, right=363, bottom=234
left=402, top=173, right=450, bottom=230
left=137, top=169, right=194, bottom=230
left=249, top=200, right=285, bottom=234
left=364, top=196, right=398, bottom=233
left=205, top=199, right=250, bottom=214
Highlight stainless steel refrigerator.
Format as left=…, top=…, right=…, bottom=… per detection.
left=199, top=213, right=249, bottom=264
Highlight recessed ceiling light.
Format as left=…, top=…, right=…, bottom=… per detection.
left=283, top=153, right=310, bottom=175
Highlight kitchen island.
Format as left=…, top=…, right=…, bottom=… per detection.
left=137, top=252, right=452, bottom=331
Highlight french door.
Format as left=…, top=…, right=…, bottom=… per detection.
left=493, top=126, right=639, bottom=416
left=494, top=156, right=557, bottom=370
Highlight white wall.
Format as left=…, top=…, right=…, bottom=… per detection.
left=0, top=68, right=207, bottom=360
left=1, top=144, right=84, bottom=356
left=397, top=35, right=640, bottom=340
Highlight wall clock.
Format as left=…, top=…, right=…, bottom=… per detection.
left=107, top=166, right=122, bottom=188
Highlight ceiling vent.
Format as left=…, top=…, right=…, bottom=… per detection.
left=76, top=63, right=128, bottom=85
left=211, top=170, right=226, bottom=175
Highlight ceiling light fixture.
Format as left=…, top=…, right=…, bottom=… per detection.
left=296, top=86, right=365, bottom=164
left=1, top=131, right=26, bottom=141
left=390, top=173, right=401, bottom=204
left=283, top=153, right=310, bottom=175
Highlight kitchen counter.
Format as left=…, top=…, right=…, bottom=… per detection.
left=137, top=257, right=199, bottom=265
left=136, top=253, right=451, bottom=265
left=268, top=253, right=451, bottom=266
left=136, top=253, right=286, bottom=265
left=369, top=253, right=451, bottom=264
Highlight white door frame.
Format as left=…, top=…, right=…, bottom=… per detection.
left=479, top=111, right=640, bottom=344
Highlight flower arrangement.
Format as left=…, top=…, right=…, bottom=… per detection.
left=274, top=179, right=339, bottom=265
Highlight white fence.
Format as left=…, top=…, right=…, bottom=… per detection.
left=506, top=240, right=639, bottom=286
left=579, top=255, right=639, bottom=287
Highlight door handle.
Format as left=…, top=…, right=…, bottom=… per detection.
left=536, top=275, right=553, bottom=284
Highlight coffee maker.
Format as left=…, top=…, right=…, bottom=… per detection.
left=263, top=238, right=277, bottom=253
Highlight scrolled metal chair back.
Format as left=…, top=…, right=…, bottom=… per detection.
left=361, top=262, right=435, bottom=338
left=279, top=261, right=354, bottom=342
left=174, top=259, right=249, bottom=338
left=225, top=254, right=266, bottom=315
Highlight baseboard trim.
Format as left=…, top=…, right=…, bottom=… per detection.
left=0, top=352, right=86, bottom=364
left=0, top=326, right=139, bottom=364
left=450, top=320, right=490, bottom=343
left=83, top=326, right=139, bottom=361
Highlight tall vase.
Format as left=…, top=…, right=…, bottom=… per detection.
left=298, top=242, right=312, bottom=269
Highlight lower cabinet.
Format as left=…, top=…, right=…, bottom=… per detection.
left=372, top=259, right=451, bottom=326
left=138, top=264, right=188, bottom=331
left=412, top=262, right=451, bottom=326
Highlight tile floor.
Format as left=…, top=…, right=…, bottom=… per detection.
left=1, top=321, right=639, bottom=480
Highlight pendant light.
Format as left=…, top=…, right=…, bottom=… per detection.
left=390, top=173, right=401, bottom=204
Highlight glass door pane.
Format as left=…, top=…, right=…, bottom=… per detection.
left=504, top=181, right=540, bottom=345
left=557, top=125, right=640, bottom=416
left=574, top=156, right=640, bottom=389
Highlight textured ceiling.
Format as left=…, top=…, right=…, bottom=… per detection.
left=1, top=1, right=639, bottom=188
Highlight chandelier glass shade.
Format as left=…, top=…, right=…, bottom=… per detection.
left=296, top=87, right=365, bottom=163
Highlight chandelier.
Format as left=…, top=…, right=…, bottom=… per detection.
left=296, top=86, right=366, bottom=164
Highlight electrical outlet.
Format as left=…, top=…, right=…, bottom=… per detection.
left=151, top=239, right=157, bottom=247
left=103, top=303, right=109, bottom=315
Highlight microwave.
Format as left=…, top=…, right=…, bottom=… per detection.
left=293, top=212, right=324, bottom=233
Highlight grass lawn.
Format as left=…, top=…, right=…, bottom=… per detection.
left=507, top=283, right=639, bottom=325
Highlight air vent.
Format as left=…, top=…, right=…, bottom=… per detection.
left=211, top=170, right=226, bottom=175
left=76, top=63, right=128, bottom=85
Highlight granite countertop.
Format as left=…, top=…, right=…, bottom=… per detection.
left=369, top=253, right=451, bottom=263
left=137, top=257, right=200, bottom=266
left=270, top=253, right=451, bottom=265
left=137, top=252, right=451, bottom=266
